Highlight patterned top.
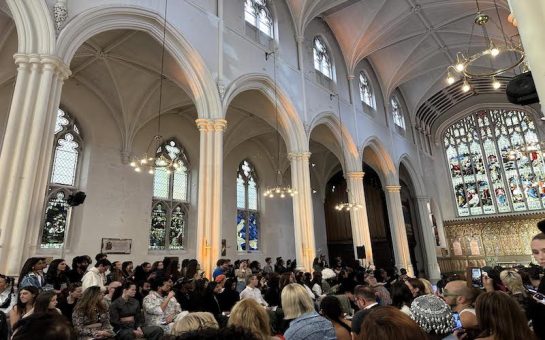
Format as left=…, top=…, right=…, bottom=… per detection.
left=142, top=291, right=182, bottom=332
left=72, top=305, right=114, bottom=338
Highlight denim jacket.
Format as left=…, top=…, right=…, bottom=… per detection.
left=19, top=272, right=44, bottom=289
left=284, top=311, right=336, bottom=340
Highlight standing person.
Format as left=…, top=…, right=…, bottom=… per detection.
left=18, top=258, right=46, bottom=289
left=45, top=259, right=70, bottom=292
left=213, top=259, right=229, bottom=280
left=72, top=286, right=115, bottom=339
left=143, top=277, right=182, bottom=333
left=81, top=259, right=111, bottom=292
left=235, top=261, right=252, bottom=292
left=8, top=286, right=39, bottom=328
left=0, top=275, right=16, bottom=315
left=442, top=280, right=480, bottom=330
left=240, top=275, right=268, bottom=307
left=57, top=282, right=83, bottom=321
left=263, top=258, right=274, bottom=275
left=275, top=258, right=286, bottom=274
left=110, top=281, right=164, bottom=340
left=281, top=283, right=336, bottom=340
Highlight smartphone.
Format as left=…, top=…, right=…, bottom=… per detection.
left=468, top=267, right=483, bottom=288
left=533, top=292, right=545, bottom=302
left=452, top=312, right=463, bottom=330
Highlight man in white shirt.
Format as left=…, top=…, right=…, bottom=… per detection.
left=81, top=259, right=111, bottom=292
left=240, top=275, right=268, bottom=306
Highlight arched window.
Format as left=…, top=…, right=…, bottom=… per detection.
left=149, top=138, right=190, bottom=250
left=391, top=96, right=405, bottom=130
left=444, top=109, right=545, bottom=217
left=359, top=72, right=375, bottom=109
left=41, top=109, right=83, bottom=249
left=245, top=0, right=273, bottom=38
left=313, top=37, right=333, bottom=79
left=236, top=160, right=259, bottom=252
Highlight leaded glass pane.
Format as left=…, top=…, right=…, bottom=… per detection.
left=236, top=160, right=259, bottom=252
left=169, top=205, right=185, bottom=249
left=248, top=211, right=258, bottom=251
left=172, top=171, right=188, bottom=201
left=314, top=38, right=332, bottom=79
left=237, top=175, right=245, bottom=209
left=237, top=210, right=247, bottom=251
left=153, top=167, right=169, bottom=199
left=245, top=0, right=273, bottom=37
left=248, top=177, right=257, bottom=210
left=150, top=203, right=167, bottom=249
left=359, top=72, right=374, bottom=108
left=41, top=191, right=69, bottom=248
left=444, top=108, right=544, bottom=216
left=392, top=97, right=405, bottom=130
left=51, top=133, right=79, bottom=186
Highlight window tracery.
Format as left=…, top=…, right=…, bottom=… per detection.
left=236, top=160, right=259, bottom=252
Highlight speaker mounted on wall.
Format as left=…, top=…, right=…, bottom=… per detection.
left=67, top=191, right=86, bottom=207
left=506, top=72, right=539, bottom=106
left=356, top=245, right=366, bottom=259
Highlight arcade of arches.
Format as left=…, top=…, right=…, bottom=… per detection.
left=1, top=0, right=545, bottom=281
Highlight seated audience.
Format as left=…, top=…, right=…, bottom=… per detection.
left=355, top=306, right=428, bottom=340
left=409, top=295, right=454, bottom=340
left=351, top=285, right=379, bottom=336
left=44, top=259, right=70, bottom=292
left=391, top=281, right=413, bottom=315
left=133, top=262, right=152, bottom=285
left=172, top=312, right=218, bottom=336
left=57, top=282, right=82, bottom=320
left=67, top=256, right=90, bottom=283
left=499, top=270, right=534, bottom=317
left=319, top=296, right=351, bottom=340
left=0, top=274, right=16, bottom=315
left=81, top=259, right=111, bottom=292
left=11, top=313, right=76, bottom=340
left=109, top=261, right=125, bottom=283
left=475, top=291, right=536, bottom=340
left=32, top=291, right=61, bottom=315
left=240, top=275, right=268, bottom=306
left=103, top=281, right=122, bottom=308
left=18, top=258, right=46, bottom=289
left=143, top=277, right=182, bottom=333
left=228, top=298, right=280, bottom=340
left=218, top=278, right=240, bottom=312
left=9, top=286, right=39, bottom=328
left=72, top=286, right=115, bottom=339
left=281, top=283, right=336, bottom=340
left=110, top=281, right=164, bottom=340
left=122, top=261, right=134, bottom=281
left=364, top=272, right=392, bottom=306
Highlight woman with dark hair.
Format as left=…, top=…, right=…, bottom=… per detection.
left=274, top=257, right=286, bottom=274
left=406, top=278, right=426, bottom=298
left=166, top=259, right=181, bottom=282
left=11, top=313, right=76, bottom=340
left=122, top=261, right=134, bottom=281
left=72, top=286, right=114, bottom=339
left=218, top=278, right=240, bottom=312
left=32, top=291, right=61, bottom=315
left=181, top=259, right=189, bottom=278
left=45, top=259, right=70, bottom=291
left=475, top=291, right=535, bottom=340
left=185, top=260, right=200, bottom=281
left=133, top=262, right=152, bottom=284
left=18, top=257, right=46, bottom=289
left=355, top=306, right=428, bottom=340
left=319, top=296, right=351, bottom=340
left=109, top=261, right=125, bottom=283
left=264, top=273, right=281, bottom=307
left=0, top=274, right=15, bottom=315
left=8, top=286, right=39, bottom=327
left=391, top=281, right=413, bottom=315
left=57, top=282, right=82, bottom=320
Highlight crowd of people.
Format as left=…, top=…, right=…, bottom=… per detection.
left=0, top=227, right=544, bottom=340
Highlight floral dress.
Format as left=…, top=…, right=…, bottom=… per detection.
left=142, top=291, right=182, bottom=332
left=72, top=306, right=114, bottom=339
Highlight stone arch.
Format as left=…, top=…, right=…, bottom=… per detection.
left=55, top=5, right=221, bottom=120
left=8, top=0, right=56, bottom=54
left=308, top=111, right=361, bottom=173
left=223, top=73, right=307, bottom=153
left=361, top=137, right=397, bottom=185
left=398, top=154, right=426, bottom=197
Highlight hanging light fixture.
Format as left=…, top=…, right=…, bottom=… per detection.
left=129, top=0, right=183, bottom=175
left=330, top=93, right=363, bottom=212
left=445, top=0, right=525, bottom=91
left=262, top=51, right=297, bottom=199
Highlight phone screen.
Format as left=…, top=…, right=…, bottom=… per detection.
left=452, top=312, right=463, bottom=330
left=471, top=268, right=482, bottom=288
left=534, top=293, right=545, bottom=301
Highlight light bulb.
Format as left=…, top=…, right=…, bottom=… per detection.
left=166, top=169, right=171, bottom=175
left=135, top=167, right=141, bottom=172
left=492, top=77, right=501, bottom=90
left=275, top=188, right=281, bottom=193
left=489, top=43, right=499, bottom=57
left=455, top=63, right=465, bottom=72
left=148, top=169, right=154, bottom=174
left=462, top=80, right=471, bottom=93
left=129, top=161, right=136, bottom=167
left=141, top=158, right=147, bottom=165
left=280, top=194, right=285, bottom=198
left=447, top=74, right=455, bottom=85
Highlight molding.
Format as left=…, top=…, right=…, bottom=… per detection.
left=384, top=185, right=401, bottom=192
left=288, top=151, right=311, bottom=161
left=346, top=171, right=365, bottom=179
left=444, top=212, right=545, bottom=226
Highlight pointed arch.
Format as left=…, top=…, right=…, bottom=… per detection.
left=361, top=137, right=397, bottom=185
left=397, top=154, right=425, bottom=197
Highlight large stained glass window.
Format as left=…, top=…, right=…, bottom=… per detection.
left=245, top=0, right=273, bottom=38
left=41, top=109, right=83, bottom=248
left=359, top=72, right=375, bottom=109
left=236, top=160, right=259, bottom=252
left=444, top=108, right=544, bottom=217
left=149, top=139, right=190, bottom=250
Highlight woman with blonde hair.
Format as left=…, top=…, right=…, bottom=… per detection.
left=281, top=283, right=336, bottom=340
left=171, top=312, right=218, bottom=336
left=228, top=298, right=280, bottom=340
left=499, top=270, right=533, bottom=319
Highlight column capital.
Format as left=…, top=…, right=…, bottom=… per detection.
left=295, top=35, right=305, bottom=43
left=347, top=74, right=355, bottom=81
left=195, top=118, right=212, bottom=131
left=213, top=119, right=227, bottom=131
left=13, top=53, right=71, bottom=79
left=346, top=171, right=365, bottom=179
left=384, top=185, right=401, bottom=193
left=288, top=151, right=311, bottom=161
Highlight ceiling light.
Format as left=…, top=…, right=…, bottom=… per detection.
left=492, top=76, right=501, bottom=89
left=462, top=79, right=471, bottom=93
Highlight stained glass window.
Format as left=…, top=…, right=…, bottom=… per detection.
left=359, top=72, right=375, bottom=109
left=41, top=109, right=83, bottom=249
left=391, top=96, right=405, bottom=130
left=444, top=108, right=545, bottom=217
left=150, top=138, right=190, bottom=250
left=245, top=0, right=273, bottom=37
left=313, top=37, right=333, bottom=79
left=236, top=160, right=259, bottom=252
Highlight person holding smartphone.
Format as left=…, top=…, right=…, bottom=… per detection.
left=143, top=277, right=182, bottom=333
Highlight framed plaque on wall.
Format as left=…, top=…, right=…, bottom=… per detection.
left=101, top=238, right=132, bottom=254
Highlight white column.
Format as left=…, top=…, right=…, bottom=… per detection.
left=289, top=152, right=315, bottom=271
left=415, top=196, right=441, bottom=282
left=0, top=54, right=70, bottom=275
left=195, top=118, right=226, bottom=278
left=346, top=172, right=373, bottom=264
left=384, top=185, right=414, bottom=276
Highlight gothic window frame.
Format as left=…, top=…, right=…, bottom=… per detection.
left=149, top=138, right=190, bottom=251
left=244, top=0, right=274, bottom=45
left=443, top=108, right=545, bottom=217
left=40, top=108, right=83, bottom=249
left=391, top=95, right=406, bottom=131
left=359, top=71, right=375, bottom=109
left=313, top=36, right=334, bottom=88
left=236, top=159, right=260, bottom=253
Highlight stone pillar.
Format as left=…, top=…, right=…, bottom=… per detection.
left=0, top=54, right=70, bottom=275
left=288, top=152, right=315, bottom=271
left=415, top=196, right=441, bottom=282
left=195, top=118, right=227, bottom=278
left=345, top=172, right=373, bottom=264
left=384, top=185, right=414, bottom=276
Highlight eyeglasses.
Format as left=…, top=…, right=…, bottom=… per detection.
left=441, top=290, right=459, bottom=297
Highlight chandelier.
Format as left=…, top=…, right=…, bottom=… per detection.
left=445, top=0, right=526, bottom=93
left=129, top=0, right=178, bottom=175
left=330, top=93, right=363, bottom=212
left=262, top=51, right=297, bottom=199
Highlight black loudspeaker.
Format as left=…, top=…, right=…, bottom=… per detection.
left=356, top=246, right=366, bottom=259
left=506, top=72, right=539, bottom=105
left=67, top=191, right=86, bottom=207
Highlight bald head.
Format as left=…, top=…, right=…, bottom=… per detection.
left=444, top=280, right=480, bottom=309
